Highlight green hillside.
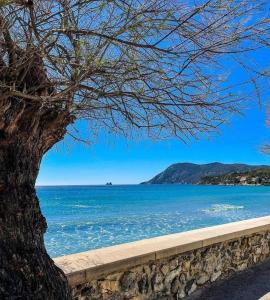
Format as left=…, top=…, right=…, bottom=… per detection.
left=200, top=168, right=270, bottom=185
left=142, top=163, right=270, bottom=184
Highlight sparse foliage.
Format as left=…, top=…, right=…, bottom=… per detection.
left=1, top=0, right=269, bottom=141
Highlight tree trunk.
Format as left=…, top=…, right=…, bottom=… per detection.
left=0, top=98, right=73, bottom=299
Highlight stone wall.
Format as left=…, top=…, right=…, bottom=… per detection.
left=54, top=216, right=270, bottom=300
left=70, top=232, right=270, bottom=299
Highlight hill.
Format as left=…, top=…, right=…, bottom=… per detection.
left=142, top=162, right=270, bottom=184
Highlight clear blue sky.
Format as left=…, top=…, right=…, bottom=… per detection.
left=37, top=100, right=270, bottom=185
left=37, top=27, right=270, bottom=186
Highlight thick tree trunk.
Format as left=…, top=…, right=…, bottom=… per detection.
left=0, top=98, right=73, bottom=299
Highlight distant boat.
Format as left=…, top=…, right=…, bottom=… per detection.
left=106, top=182, right=112, bottom=186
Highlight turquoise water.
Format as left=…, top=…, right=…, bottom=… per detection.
left=37, top=185, right=270, bottom=257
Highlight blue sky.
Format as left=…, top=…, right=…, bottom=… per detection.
left=37, top=100, right=270, bottom=185
left=37, top=15, right=270, bottom=186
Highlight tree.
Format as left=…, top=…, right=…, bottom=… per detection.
left=0, top=0, right=269, bottom=298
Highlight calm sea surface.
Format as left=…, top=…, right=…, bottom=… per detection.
left=37, top=185, right=270, bottom=257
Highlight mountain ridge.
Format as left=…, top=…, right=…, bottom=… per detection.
left=142, top=162, right=270, bottom=184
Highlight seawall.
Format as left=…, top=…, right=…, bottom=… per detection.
left=54, top=216, right=270, bottom=299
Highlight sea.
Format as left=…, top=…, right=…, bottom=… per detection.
left=37, top=184, right=270, bottom=258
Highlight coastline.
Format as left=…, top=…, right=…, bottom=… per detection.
left=40, top=185, right=270, bottom=258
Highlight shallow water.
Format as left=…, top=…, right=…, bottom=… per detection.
left=37, top=185, right=270, bottom=257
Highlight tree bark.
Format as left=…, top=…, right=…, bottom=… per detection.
left=0, top=98, right=73, bottom=299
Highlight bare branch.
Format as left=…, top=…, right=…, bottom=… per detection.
left=0, top=0, right=269, bottom=141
